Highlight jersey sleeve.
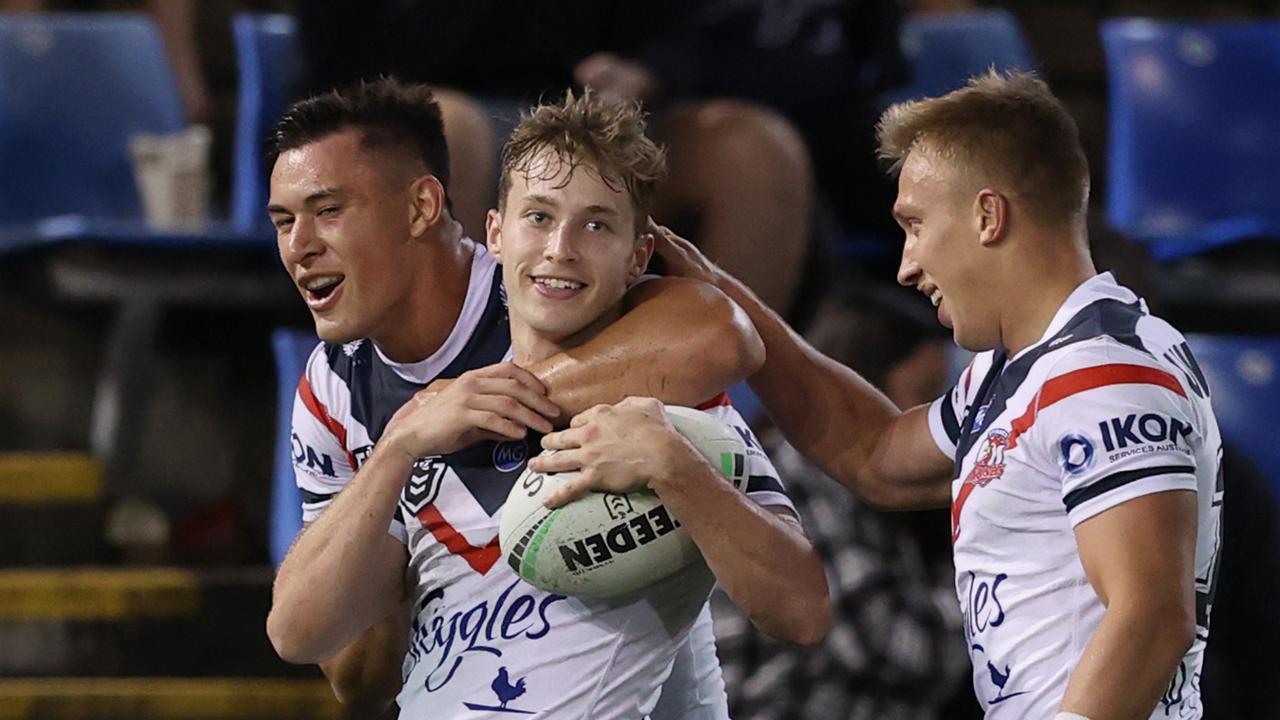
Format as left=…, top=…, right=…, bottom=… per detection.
left=928, top=351, right=994, bottom=457
left=701, top=402, right=798, bottom=518
left=1017, top=344, right=1200, bottom=528
left=291, top=343, right=360, bottom=524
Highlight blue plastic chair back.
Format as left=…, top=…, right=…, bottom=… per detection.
left=1187, top=334, right=1280, bottom=501
left=881, top=10, right=1036, bottom=106
left=270, top=327, right=319, bottom=566
left=1103, top=20, right=1280, bottom=259
left=231, top=13, right=303, bottom=234
left=0, top=14, right=184, bottom=223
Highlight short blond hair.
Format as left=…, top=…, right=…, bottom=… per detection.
left=499, top=89, right=667, bottom=233
left=877, top=70, right=1089, bottom=226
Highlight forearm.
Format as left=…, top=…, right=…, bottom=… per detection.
left=320, top=610, right=410, bottom=712
left=528, top=278, right=764, bottom=417
left=650, top=445, right=831, bottom=645
left=714, top=272, right=949, bottom=506
left=268, top=448, right=412, bottom=663
left=1060, top=601, right=1194, bottom=718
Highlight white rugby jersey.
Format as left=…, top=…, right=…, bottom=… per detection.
left=289, top=241, right=794, bottom=719
left=927, top=273, right=1222, bottom=719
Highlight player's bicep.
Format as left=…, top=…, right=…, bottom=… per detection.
left=860, top=403, right=953, bottom=509
left=1074, top=489, right=1197, bottom=609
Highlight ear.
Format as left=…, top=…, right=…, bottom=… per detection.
left=408, top=175, right=447, bottom=238
left=484, top=209, right=503, bottom=261
left=974, top=188, right=1008, bottom=247
left=628, top=230, right=655, bottom=282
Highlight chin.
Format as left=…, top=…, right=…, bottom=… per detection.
left=313, top=317, right=361, bottom=345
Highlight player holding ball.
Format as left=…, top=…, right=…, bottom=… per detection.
left=266, top=82, right=829, bottom=720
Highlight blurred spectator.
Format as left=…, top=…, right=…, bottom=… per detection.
left=1, top=0, right=211, bottom=124
left=1200, top=446, right=1280, bottom=719
left=298, top=1, right=908, bottom=315
left=713, top=280, right=970, bottom=720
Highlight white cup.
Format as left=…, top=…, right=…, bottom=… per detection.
left=128, top=125, right=212, bottom=230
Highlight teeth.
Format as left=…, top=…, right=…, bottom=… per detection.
left=536, top=277, right=583, bottom=290
left=305, top=276, right=342, bottom=292
left=930, top=289, right=943, bottom=307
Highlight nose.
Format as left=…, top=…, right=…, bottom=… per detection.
left=896, top=240, right=920, bottom=287
left=543, top=223, right=579, bottom=263
left=279, top=215, right=323, bottom=267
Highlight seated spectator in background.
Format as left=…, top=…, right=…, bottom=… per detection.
left=712, top=282, right=969, bottom=720
left=1, top=0, right=210, bottom=123
left=296, top=0, right=861, bottom=316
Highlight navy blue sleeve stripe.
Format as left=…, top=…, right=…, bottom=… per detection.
left=746, top=474, right=785, bottom=495
left=941, top=389, right=961, bottom=443
left=394, top=505, right=405, bottom=525
left=300, top=488, right=335, bottom=505
left=1063, top=464, right=1195, bottom=512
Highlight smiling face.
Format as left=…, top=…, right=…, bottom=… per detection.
left=268, top=129, right=431, bottom=347
left=486, top=151, right=651, bottom=362
left=893, top=146, right=1001, bottom=351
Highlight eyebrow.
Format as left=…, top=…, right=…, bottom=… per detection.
left=267, top=187, right=344, bottom=215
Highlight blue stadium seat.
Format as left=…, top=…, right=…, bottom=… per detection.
left=880, top=9, right=1036, bottom=107
left=0, top=14, right=184, bottom=226
left=232, top=13, right=304, bottom=234
left=1102, top=19, right=1280, bottom=260
left=1186, top=334, right=1280, bottom=501
left=270, top=328, right=318, bottom=566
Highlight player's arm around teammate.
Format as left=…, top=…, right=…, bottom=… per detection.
left=534, top=397, right=832, bottom=645
left=531, top=273, right=765, bottom=418
left=267, top=363, right=559, bottom=664
left=653, top=221, right=953, bottom=509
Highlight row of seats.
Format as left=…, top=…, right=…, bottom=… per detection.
left=3, top=11, right=1279, bottom=261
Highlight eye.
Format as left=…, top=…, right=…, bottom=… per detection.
left=318, top=205, right=341, bottom=218
left=585, top=219, right=611, bottom=232
left=272, top=216, right=294, bottom=231
left=525, top=210, right=550, bottom=225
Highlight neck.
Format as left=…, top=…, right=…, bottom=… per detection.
left=374, top=220, right=473, bottom=363
left=998, top=228, right=1096, bottom=355
left=510, top=304, right=625, bottom=367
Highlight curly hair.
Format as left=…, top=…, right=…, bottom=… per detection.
left=499, top=88, right=667, bottom=233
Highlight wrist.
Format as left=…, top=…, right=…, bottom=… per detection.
left=647, top=432, right=714, bottom=496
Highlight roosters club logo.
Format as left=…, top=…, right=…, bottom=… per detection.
left=966, top=429, right=1009, bottom=487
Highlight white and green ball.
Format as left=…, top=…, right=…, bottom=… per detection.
left=498, top=405, right=749, bottom=599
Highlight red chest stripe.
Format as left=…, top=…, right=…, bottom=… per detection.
left=1005, top=363, right=1185, bottom=450
left=417, top=505, right=502, bottom=574
left=297, top=375, right=360, bottom=473
left=951, top=363, right=1185, bottom=542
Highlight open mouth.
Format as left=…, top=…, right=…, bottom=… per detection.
left=302, top=274, right=345, bottom=303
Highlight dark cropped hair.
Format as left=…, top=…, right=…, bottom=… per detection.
left=267, top=77, right=450, bottom=191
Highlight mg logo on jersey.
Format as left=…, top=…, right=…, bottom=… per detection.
left=492, top=441, right=528, bottom=473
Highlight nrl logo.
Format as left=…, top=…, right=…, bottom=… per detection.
left=403, top=456, right=445, bottom=514
left=602, top=493, right=634, bottom=521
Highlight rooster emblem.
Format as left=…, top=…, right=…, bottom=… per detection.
left=464, top=667, right=534, bottom=714
left=492, top=667, right=526, bottom=709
